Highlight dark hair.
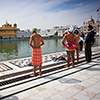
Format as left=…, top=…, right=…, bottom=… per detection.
left=32, top=31, right=37, bottom=33
left=88, top=24, right=93, bottom=29
left=74, top=30, right=79, bottom=34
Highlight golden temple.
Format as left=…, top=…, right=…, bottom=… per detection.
left=0, top=21, right=17, bottom=39
left=88, top=17, right=95, bottom=24
left=81, top=16, right=100, bottom=34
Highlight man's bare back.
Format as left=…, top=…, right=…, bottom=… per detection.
left=75, top=34, right=81, bottom=45
left=62, top=32, right=76, bottom=67
left=30, top=33, right=44, bottom=48
left=29, top=29, right=44, bottom=77
left=62, top=33, right=76, bottom=45
left=74, top=29, right=82, bottom=64
left=74, top=28, right=82, bottom=45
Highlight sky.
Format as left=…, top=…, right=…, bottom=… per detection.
left=0, top=0, right=100, bottom=30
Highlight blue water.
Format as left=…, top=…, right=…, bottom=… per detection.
left=0, top=38, right=65, bottom=61
left=0, top=37, right=100, bottom=61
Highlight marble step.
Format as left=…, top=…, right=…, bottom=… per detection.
left=0, top=59, right=97, bottom=99
left=0, top=51, right=100, bottom=80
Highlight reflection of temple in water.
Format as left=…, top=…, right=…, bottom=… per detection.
left=0, top=21, right=17, bottom=39
left=0, top=41, right=18, bottom=56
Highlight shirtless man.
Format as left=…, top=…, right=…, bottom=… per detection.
left=62, top=26, right=76, bottom=67
left=29, top=28, right=44, bottom=77
left=74, top=28, right=82, bottom=64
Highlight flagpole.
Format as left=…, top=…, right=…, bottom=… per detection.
left=98, top=8, right=99, bottom=34
left=97, top=8, right=99, bottom=33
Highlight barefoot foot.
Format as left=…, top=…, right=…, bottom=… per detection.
left=70, top=61, right=72, bottom=64
left=77, top=61, right=79, bottom=64
left=38, top=73, right=41, bottom=76
left=64, top=65, right=70, bottom=67
left=30, top=74, right=36, bottom=77
left=71, top=64, right=74, bottom=67
left=85, top=61, right=89, bottom=63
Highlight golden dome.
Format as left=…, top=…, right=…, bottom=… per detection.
left=4, top=21, right=10, bottom=26
left=88, top=17, right=95, bottom=24
left=2, top=21, right=12, bottom=27
left=13, top=23, right=17, bottom=27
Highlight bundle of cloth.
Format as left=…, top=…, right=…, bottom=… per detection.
left=51, top=56, right=67, bottom=62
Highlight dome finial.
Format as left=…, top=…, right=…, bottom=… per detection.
left=88, top=16, right=95, bottom=24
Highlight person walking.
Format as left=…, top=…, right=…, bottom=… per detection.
left=29, top=28, right=44, bottom=77
left=85, top=25, right=95, bottom=63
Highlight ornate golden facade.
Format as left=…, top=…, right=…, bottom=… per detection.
left=80, top=16, right=100, bottom=34
left=88, top=17, right=95, bottom=24
left=0, top=21, right=17, bottom=39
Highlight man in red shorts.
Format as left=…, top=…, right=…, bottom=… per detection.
left=29, top=28, right=44, bottom=77
left=62, top=26, right=76, bottom=67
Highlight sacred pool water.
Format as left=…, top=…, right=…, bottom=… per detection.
left=0, top=38, right=100, bottom=61
left=0, top=38, right=65, bottom=61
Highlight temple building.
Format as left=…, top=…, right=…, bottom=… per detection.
left=0, top=21, right=17, bottom=39
left=80, top=16, right=100, bottom=36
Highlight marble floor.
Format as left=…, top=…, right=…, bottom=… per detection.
left=0, top=46, right=100, bottom=100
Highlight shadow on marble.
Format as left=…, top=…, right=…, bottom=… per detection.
left=87, top=67, right=100, bottom=71
left=0, top=95, right=19, bottom=100
left=44, top=76, right=82, bottom=84
left=59, top=78, right=82, bottom=84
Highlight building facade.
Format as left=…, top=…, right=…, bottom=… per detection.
left=80, top=16, right=100, bottom=35
left=0, top=21, right=17, bottom=39
left=39, top=29, right=56, bottom=37
left=17, top=29, right=32, bottom=39
left=39, top=25, right=77, bottom=37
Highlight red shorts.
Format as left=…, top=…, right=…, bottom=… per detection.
left=31, top=48, right=42, bottom=66
left=64, top=42, right=76, bottom=50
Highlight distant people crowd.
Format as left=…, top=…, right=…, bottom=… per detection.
left=29, top=24, right=95, bottom=77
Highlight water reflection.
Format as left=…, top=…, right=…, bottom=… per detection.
left=0, top=41, right=18, bottom=60
left=0, top=39, right=65, bottom=61
left=17, top=40, right=32, bottom=58
left=0, top=38, right=100, bottom=61
left=42, top=39, right=65, bottom=54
